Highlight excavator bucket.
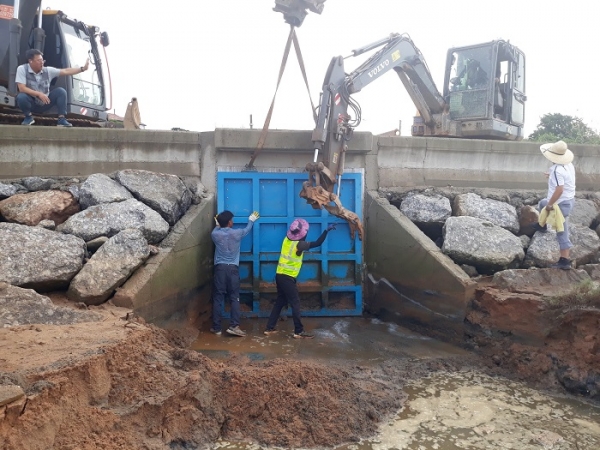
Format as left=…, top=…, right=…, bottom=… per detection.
left=273, top=0, right=326, bottom=27
left=299, top=178, right=364, bottom=241
left=123, top=97, right=143, bottom=130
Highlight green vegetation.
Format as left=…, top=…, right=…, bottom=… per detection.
left=528, top=113, right=600, bottom=145
left=546, top=279, right=600, bottom=311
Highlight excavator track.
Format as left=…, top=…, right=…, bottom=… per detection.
left=0, top=112, right=102, bottom=127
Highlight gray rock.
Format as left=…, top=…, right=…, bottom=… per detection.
left=493, top=268, right=591, bottom=295
left=57, top=198, right=169, bottom=244
left=115, top=169, right=192, bottom=225
left=523, top=225, right=600, bottom=268
left=442, top=216, right=524, bottom=274
left=0, top=282, right=101, bottom=327
left=0, top=223, right=86, bottom=291
left=78, top=173, right=133, bottom=209
left=37, top=220, right=56, bottom=230
left=0, top=182, right=17, bottom=199
left=569, top=198, right=599, bottom=228
left=453, top=193, right=520, bottom=234
left=181, top=176, right=207, bottom=205
left=22, top=177, right=53, bottom=192
left=67, top=229, right=151, bottom=305
left=401, top=193, right=451, bottom=223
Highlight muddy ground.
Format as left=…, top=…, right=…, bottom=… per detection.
left=0, top=291, right=560, bottom=450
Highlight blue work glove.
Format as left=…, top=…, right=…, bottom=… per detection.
left=327, top=223, right=337, bottom=231
left=249, top=211, right=260, bottom=222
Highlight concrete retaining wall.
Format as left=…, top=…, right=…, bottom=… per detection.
left=0, top=126, right=202, bottom=179
left=377, top=136, right=600, bottom=191
left=111, top=196, right=216, bottom=327
left=364, top=190, right=475, bottom=340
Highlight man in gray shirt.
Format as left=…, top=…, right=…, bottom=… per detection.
left=210, top=210, right=260, bottom=336
left=15, top=48, right=89, bottom=127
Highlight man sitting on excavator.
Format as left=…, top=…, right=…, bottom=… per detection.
left=15, top=49, right=89, bottom=127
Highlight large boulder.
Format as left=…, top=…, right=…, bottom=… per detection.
left=442, top=216, right=524, bottom=274
left=78, top=173, right=133, bottom=209
left=67, top=229, right=151, bottom=305
left=0, top=282, right=101, bottom=327
left=57, top=198, right=169, bottom=244
left=0, top=190, right=80, bottom=226
left=453, top=193, right=520, bottom=234
left=115, top=169, right=192, bottom=225
left=400, top=193, right=451, bottom=240
left=523, top=225, right=600, bottom=268
left=0, top=223, right=86, bottom=291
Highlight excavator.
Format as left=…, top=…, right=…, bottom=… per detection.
left=0, top=0, right=111, bottom=126
left=301, top=31, right=526, bottom=240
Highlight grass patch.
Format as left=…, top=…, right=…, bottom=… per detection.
left=546, top=279, right=600, bottom=311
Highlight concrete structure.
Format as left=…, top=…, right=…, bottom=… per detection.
left=1, top=126, right=599, bottom=332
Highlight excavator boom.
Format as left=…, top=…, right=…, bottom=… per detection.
left=302, top=33, right=526, bottom=239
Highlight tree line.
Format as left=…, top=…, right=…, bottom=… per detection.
left=528, top=113, right=600, bottom=144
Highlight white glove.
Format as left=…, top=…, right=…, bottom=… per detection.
left=249, top=211, right=260, bottom=222
left=214, top=215, right=220, bottom=227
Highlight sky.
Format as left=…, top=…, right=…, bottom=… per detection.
left=46, top=0, right=599, bottom=137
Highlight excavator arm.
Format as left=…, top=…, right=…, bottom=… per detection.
left=301, top=33, right=446, bottom=241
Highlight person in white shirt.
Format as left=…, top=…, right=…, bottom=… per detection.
left=15, top=48, right=89, bottom=127
left=534, top=140, right=576, bottom=270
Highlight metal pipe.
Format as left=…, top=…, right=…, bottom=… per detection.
left=37, top=0, right=42, bottom=28
left=313, top=148, right=319, bottom=163
left=13, top=0, right=20, bottom=19
left=347, top=33, right=399, bottom=58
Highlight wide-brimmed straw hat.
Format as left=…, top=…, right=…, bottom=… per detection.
left=540, top=140, right=574, bottom=164
left=287, top=218, right=309, bottom=241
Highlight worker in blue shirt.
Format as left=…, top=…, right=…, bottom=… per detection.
left=210, top=210, right=259, bottom=336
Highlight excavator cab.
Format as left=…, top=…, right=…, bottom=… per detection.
left=37, top=10, right=110, bottom=122
left=442, top=40, right=526, bottom=139
left=0, top=1, right=110, bottom=125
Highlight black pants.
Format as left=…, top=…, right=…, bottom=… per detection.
left=266, top=273, right=303, bottom=334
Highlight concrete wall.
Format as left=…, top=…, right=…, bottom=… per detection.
left=0, top=125, right=202, bottom=179
left=364, top=190, right=475, bottom=340
left=111, top=196, right=216, bottom=326
left=377, top=136, right=600, bottom=191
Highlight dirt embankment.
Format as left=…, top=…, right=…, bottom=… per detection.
left=4, top=301, right=469, bottom=450
left=466, top=279, right=600, bottom=400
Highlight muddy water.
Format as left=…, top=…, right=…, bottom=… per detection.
left=192, top=318, right=600, bottom=450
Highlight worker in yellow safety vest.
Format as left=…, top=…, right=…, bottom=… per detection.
left=263, top=218, right=336, bottom=339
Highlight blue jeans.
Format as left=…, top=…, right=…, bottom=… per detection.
left=538, top=198, right=575, bottom=250
left=266, top=273, right=304, bottom=334
left=212, top=264, right=241, bottom=330
left=16, top=88, right=68, bottom=116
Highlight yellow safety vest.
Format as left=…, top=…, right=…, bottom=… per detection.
left=276, top=238, right=304, bottom=278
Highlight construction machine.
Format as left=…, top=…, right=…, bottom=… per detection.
left=301, top=33, right=526, bottom=239
left=0, top=0, right=111, bottom=126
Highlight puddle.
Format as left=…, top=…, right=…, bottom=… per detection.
left=192, top=317, right=467, bottom=364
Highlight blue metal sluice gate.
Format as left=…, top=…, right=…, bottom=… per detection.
left=217, top=171, right=363, bottom=317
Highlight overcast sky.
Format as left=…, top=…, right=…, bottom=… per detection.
left=48, top=0, right=598, bottom=137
